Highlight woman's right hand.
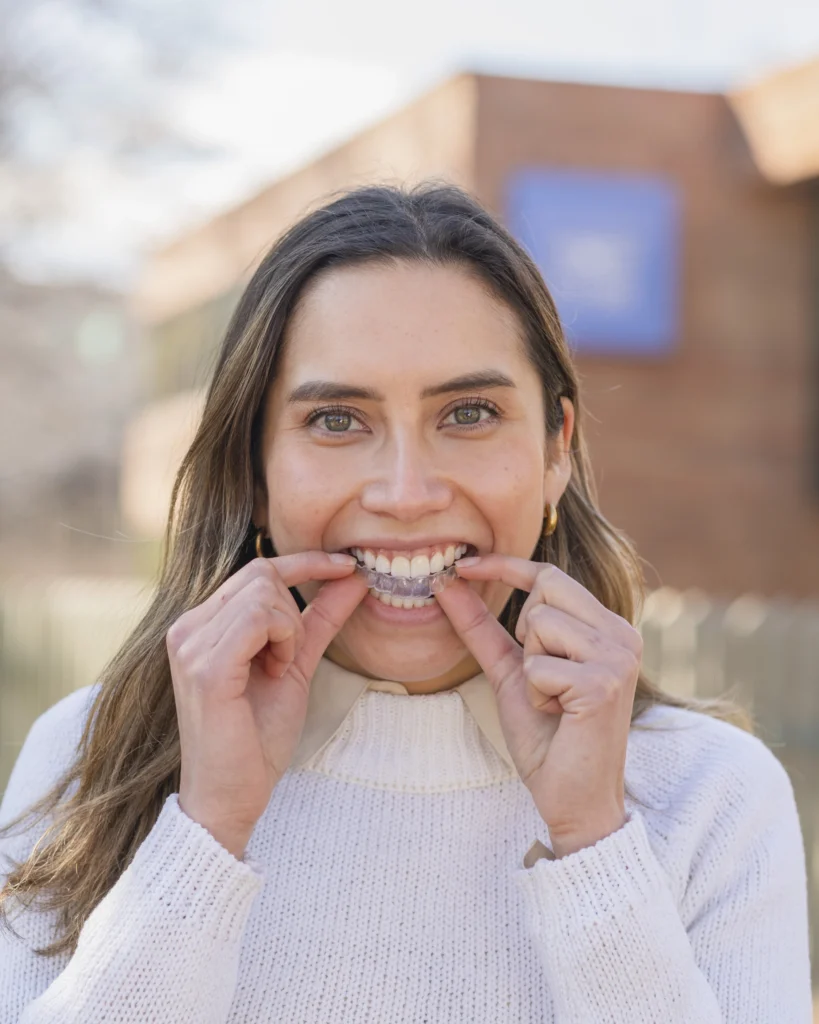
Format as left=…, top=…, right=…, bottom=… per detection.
left=167, top=551, right=367, bottom=860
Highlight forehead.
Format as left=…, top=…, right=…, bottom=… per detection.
left=276, top=261, right=531, bottom=387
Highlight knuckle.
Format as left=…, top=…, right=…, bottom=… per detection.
left=248, top=600, right=271, bottom=624
left=188, top=660, right=213, bottom=693
left=171, top=633, right=195, bottom=669
left=262, top=557, right=284, bottom=584
left=271, top=608, right=296, bottom=635
left=166, top=622, right=183, bottom=653
left=251, top=556, right=277, bottom=581
left=461, top=603, right=494, bottom=637
left=612, top=644, right=640, bottom=679
left=590, top=665, right=620, bottom=702
left=627, top=628, right=644, bottom=658
left=526, top=678, right=550, bottom=711
left=536, top=563, right=559, bottom=587
left=166, top=614, right=193, bottom=652
left=527, top=603, right=550, bottom=625
left=176, top=645, right=213, bottom=692
left=517, top=604, right=542, bottom=642
left=608, top=612, right=642, bottom=655
left=170, top=634, right=188, bottom=667
left=249, top=575, right=279, bottom=604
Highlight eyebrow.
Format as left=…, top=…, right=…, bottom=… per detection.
left=287, top=371, right=516, bottom=404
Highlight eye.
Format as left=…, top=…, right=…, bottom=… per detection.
left=305, top=405, right=365, bottom=434
left=323, top=411, right=352, bottom=432
left=452, top=406, right=482, bottom=426
left=441, top=398, right=500, bottom=430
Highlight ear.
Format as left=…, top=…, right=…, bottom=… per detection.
left=543, top=397, right=575, bottom=504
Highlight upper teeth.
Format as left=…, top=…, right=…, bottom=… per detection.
left=352, top=544, right=467, bottom=576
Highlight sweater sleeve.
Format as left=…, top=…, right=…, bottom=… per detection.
left=0, top=690, right=264, bottom=1024
left=512, top=740, right=813, bottom=1023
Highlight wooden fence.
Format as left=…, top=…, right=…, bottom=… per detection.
left=1, top=577, right=817, bottom=986
left=0, top=576, right=154, bottom=793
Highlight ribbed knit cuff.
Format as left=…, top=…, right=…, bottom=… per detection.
left=513, top=808, right=670, bottom=939
left=127, top=793, right=264, bottom=945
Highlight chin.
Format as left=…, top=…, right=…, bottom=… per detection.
left=336, top=622, right=468, bottom=684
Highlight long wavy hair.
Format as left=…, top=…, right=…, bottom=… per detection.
left=0, top=180, right=753, bottom=958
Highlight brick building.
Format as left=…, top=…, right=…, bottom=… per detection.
left=129, top=68, right=819, bottom=600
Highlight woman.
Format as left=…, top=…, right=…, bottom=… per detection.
left=0, top=182, right=812, bottom=1022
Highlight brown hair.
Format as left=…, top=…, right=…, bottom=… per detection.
left=0, top=180, right=753, bottom=958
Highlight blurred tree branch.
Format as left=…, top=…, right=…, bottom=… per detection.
left=0, top=0, right=254, bottom=269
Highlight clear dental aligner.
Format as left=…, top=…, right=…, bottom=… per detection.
left=354, top=562, right=459, bottom=599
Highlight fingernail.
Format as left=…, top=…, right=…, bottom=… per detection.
left=454, top=556, right=480, bottom=568
left=328, top=552, right=357, bottom=564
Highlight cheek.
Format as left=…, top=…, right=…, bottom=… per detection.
left=476, top=451, right=545, bottom=552
left=266, top=446, right=349, bottom=552
left=466, top=445, right=545, bottom=618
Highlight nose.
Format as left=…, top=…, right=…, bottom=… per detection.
left=359, top=433, right=453, bottom=522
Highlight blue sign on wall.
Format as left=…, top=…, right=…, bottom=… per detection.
left=504, top=169, right=681, bottom=355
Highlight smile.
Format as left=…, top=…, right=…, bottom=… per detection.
left=345, top=542, right=477, bottom=606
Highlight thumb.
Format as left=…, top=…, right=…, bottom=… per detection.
left=292, top=573, right=369, bottom=683
left=435, top=580, right=522, bottom=692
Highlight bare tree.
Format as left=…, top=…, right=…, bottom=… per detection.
left=0, top=0, right=254, bottom=268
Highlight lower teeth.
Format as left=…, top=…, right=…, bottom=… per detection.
left=355, top=562, right=458, bottom=599
left=372, top=591, right=436, bottom=609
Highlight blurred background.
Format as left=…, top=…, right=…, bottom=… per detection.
left=1, top=0, right=818, bottom=1002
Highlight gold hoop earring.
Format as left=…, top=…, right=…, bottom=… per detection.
left=543, top=503, right=558, bottom=537
left=255, top=527, right=267, bottom=559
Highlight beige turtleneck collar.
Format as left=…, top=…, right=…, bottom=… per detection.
left=291, top=655, right=515, bottom=772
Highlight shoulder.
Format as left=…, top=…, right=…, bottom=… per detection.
left=626, top=702, right=808, bottom=921
left=626, top=702, right=797, bottom=840
left=0, top=683, right=102, bottom=827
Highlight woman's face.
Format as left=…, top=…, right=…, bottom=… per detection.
left=256, top=260, right=574, bottom=690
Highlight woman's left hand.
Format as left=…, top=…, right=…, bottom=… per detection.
left=435, top=555, right=643, bottom=859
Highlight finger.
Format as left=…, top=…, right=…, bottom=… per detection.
left=434, top=579, right=522, bottom=692
left=249, top=572, right=306, bottom=647
left=272, top=550, right=358, bottom=589
left=194, top=576, right=301, bottom=656
left=522, top=653, right=592, bottom=713
left=291, top=573, right=370, bottom=684
left=203, top=572, right=306, bottom=654
left=456, top=555, right=614, bottom=638
left=242, top=578, right=303, bottom=676
left=454, top=553, right=540, bottom=592
left=177, top=598, right=299, bottom=699
left=523, top=604, right=604, bottom=663
left=251, top=572, right=307, bottom=650
left=184, top=552, right=339, bottom=630
left=256, top=624, right=298, bottom=677
left=517, top=583, right=637, bottom=650
left=189, top=552, right=354, bottom=630
left=215, top=605, right=298, bottom=679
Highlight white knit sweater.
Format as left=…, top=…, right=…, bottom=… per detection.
left=0, top=674, right=813, bottom=1022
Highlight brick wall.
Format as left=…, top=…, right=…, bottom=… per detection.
left=475, top=75, right=819, bottom=598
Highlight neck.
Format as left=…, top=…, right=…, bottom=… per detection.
left=322, top=643, right=483, bottom=695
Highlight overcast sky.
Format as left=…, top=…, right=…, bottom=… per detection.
left=8, top=0, right=819, bottom=287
